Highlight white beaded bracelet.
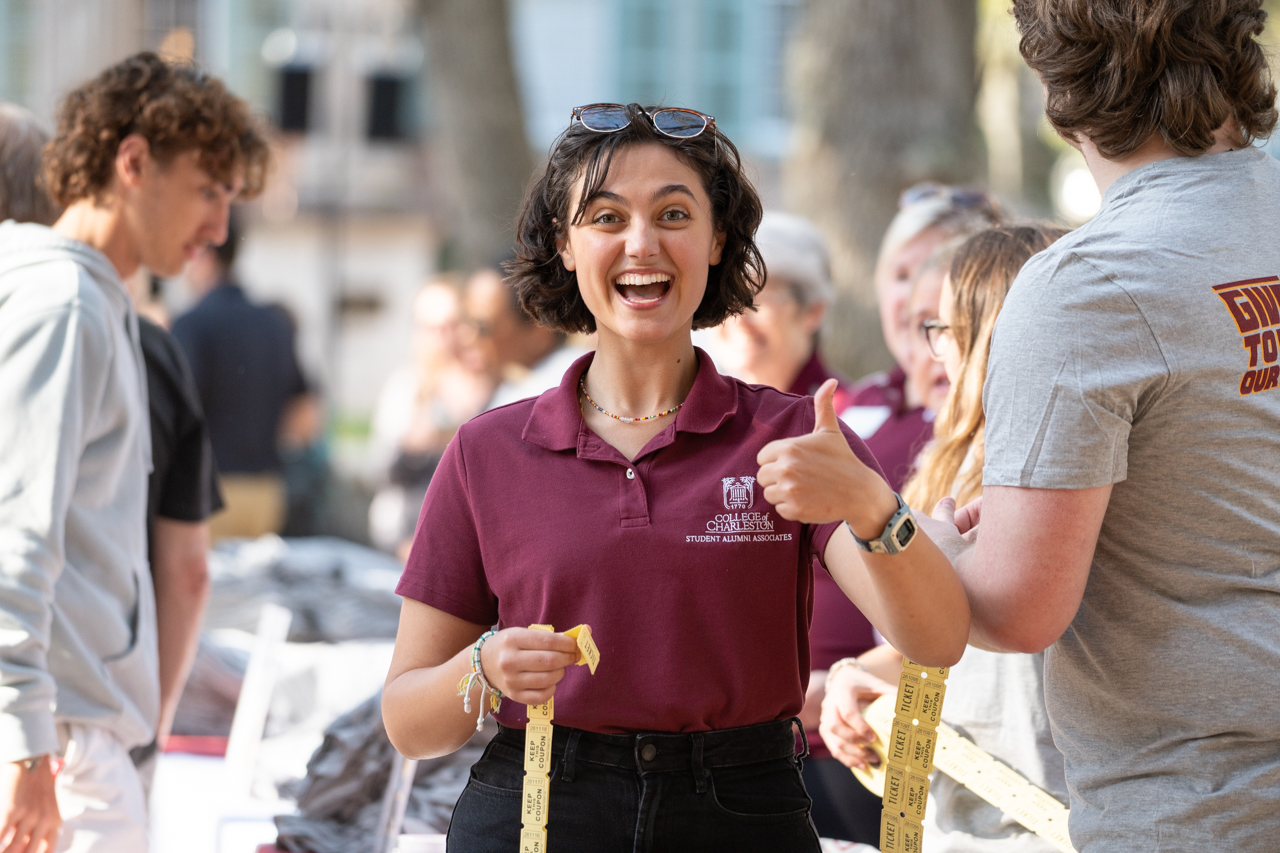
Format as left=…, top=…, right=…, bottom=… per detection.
left=827, top=657, right=869, bottom=679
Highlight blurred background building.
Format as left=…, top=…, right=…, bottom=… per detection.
left=1, top=0, right=1278, bottom=505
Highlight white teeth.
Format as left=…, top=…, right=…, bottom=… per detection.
left=615, top=273, right=672, bottom=286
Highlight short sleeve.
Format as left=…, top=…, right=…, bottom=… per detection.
left=983, top=251, right=1169, bottom=490
left=151, top=328, right=223, bottom=522
left=811, top=418, right=888, bottom=566
left=157, top=405, right=222, bottom=521
left=396, top=433, right=497, bottom=626
left=281, top=321, right=308, bottom=399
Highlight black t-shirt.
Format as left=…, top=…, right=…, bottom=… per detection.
left=171, top=283, right=308, bottom=474
left=140, top=317, right=223, bottom=538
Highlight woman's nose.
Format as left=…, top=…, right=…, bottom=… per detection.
left=625, top=221, right=659, bottom=259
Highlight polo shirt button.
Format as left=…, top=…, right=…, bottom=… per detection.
left=641, top=743, right=657, bottom=761
left=626, top=468, right=635, bottom=480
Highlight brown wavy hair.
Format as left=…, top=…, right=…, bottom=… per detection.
left=1013, top=0, right=1278, bottom=157
left=506, top=103, right=765, bottom=333
left=44, top=52, right=269, bottom=206
left=903, top=224, right=1068, bottom=512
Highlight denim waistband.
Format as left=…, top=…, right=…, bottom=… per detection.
left=494, top=717, right=806, bottom=781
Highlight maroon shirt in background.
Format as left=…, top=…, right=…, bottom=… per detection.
left=789, top=351, right=858, bottom=416
left=841, top=365, right=933, bottom=492
left=397, top=349, right=885, bottom=735
left=788, top=353, right=879, bottom=759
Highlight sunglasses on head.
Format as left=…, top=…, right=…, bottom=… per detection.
left=570, top=103, right=716, bottom=140
left=899, top=182, right=999, bottom=216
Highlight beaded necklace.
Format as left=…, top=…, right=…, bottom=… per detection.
left=579, top=375, right=684, bottom=424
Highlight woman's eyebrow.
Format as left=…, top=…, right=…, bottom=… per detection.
left=651, top=184, right=698, bottom=204
left=587, top=190, right=626, bottom=206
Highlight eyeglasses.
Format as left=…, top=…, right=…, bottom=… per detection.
left=921, top=318, right=952, bottom=359
left=570, top=103, right=716, bottom=140
left=899, top=182, right=1000, bottom=219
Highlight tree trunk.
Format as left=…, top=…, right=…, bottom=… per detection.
left=785, top=1, right=984, bottom=380
left=420, top=0, right=533, bottom=271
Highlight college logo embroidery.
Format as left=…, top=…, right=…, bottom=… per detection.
left=686, top=475, right=792, bottom=544
left=722, top=476, right=756, bottom=510
left=1213, top=276, right=1280, bottom=396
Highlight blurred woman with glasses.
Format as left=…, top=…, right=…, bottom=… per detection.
left=821, top=224, right=1071, bottom=853
left=382, top=102, right=970, bottom=851
left=844, top=183, right=1001, bottom=490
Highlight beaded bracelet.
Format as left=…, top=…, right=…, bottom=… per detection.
left=457, top=629, right=504, bottom=732
left=827, top=656, right=870, bottom=679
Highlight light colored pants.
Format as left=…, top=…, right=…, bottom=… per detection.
left=55, top=724, right=149, bottom=853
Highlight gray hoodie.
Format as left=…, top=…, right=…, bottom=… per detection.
left=0, top=221, right=158, bottom=761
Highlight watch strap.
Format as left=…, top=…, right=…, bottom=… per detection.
left=848, top=492, right=918, bottom=555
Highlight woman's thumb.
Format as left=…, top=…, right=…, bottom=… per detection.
left=812, top=378, right=841, bottom=434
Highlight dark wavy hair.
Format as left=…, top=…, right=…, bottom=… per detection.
left=506, top=103, right=765, bottom=333
left=44, top=52, right=269, bottom=206
left=1013, top=0, right=1277, bottom=158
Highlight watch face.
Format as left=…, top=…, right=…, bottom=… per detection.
left=894, top=516, right=917, bottom=547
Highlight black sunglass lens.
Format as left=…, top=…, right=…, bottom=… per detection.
left=578, top=106, right=631, bottom=132
left=652, top=109, right=708, bottom=138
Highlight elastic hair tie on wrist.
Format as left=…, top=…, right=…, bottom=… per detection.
left=457, top=629, right=504, bottom=732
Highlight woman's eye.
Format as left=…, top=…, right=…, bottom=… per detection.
left=594, top=212, right=620, bottom=225
left=660, top=209, right=689, bottom=222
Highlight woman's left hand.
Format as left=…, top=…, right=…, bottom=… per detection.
left=756, top=379, right=897, bottom=534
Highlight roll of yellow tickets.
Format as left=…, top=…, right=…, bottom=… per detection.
left=874, top=658, right=947, bottom=852
left=519, top=623, right=601, bottom=853
left=852, top=692, right=1076, bottom=853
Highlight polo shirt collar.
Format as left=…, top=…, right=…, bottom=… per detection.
left=522, top=347, right=739, bottom=453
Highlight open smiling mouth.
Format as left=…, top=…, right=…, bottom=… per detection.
left=614, top=272, right=672, bottom=305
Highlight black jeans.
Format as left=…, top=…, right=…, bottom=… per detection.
left=447, top=719, right=822, bottom=853
left=802, top=756, right=882, bottom=844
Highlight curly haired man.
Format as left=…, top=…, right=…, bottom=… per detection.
left=0, top=54, right=267, bottom=852
left=918, top=1, right=1280, bottom=849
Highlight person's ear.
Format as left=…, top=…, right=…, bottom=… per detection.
left=709, top=228, right=727, bottom=266
left=555, top=219, right=577, bottom=271
left=115, top=134, right=152, bottom=191
left=802, top=301, right=826, bottom=336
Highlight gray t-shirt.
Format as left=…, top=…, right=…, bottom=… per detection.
left=925, top=649, right=1067, bottom=853
left=984, top=146, right=1280, bottom=851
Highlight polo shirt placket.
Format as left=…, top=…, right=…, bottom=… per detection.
left=399, top=349, right=885, bottom=736
left=574, top=434, right=655, bottom=529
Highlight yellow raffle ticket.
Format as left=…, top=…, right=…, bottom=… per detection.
left=852, top=667, right=1075, bottom=853
left=520, top=623, right=600, bottom=853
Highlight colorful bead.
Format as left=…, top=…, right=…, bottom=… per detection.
left=579, top=376, right=684, bottom=424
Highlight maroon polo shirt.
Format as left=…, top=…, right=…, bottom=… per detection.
left=397, top=349, right=885, bottom=734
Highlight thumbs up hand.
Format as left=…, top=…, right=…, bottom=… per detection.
left=757, top=379, right=896, bottom=529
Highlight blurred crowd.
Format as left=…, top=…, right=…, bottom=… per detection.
left=1, top=0, right=1278, bottom=848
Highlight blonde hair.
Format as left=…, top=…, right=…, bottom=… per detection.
left=903, top=224, right=1068, bottom=510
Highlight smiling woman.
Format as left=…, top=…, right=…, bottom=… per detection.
left=381, top=102, right=970, bottom=853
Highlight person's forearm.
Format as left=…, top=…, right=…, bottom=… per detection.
left=800, top=670, right=826, bottom=730
left=151, top=519, right=212, bottom=742
left=383, top=643, right=489, bottom=760
left=826, top=526, right=970, bottom=668
left=856, top=642, right=904, bottom=682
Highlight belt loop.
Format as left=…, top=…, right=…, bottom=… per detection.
left=692, top=732, right=708, bottom=794
left=790, top=716, right=809, bottom=770
left=560, top=728, right=581, bottom=783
